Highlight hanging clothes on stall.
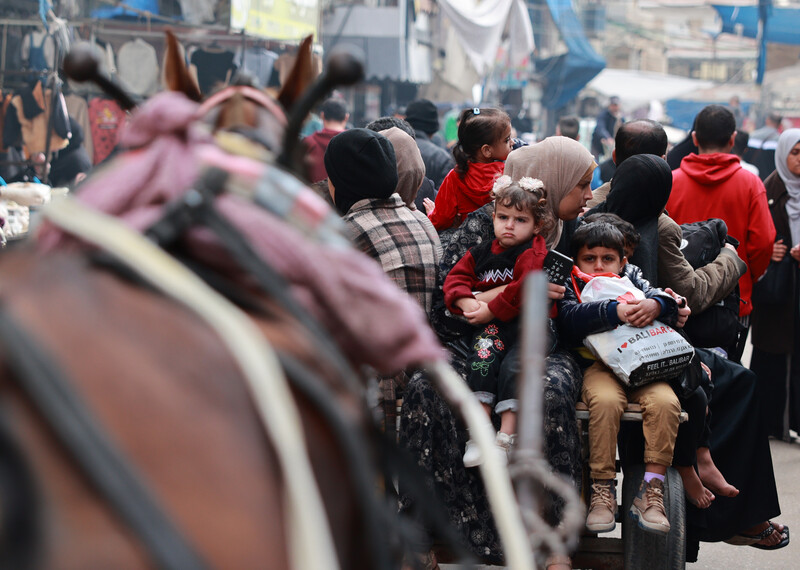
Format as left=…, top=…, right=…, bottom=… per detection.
left=88, top=96, right=126, bottom=165
left=21, top=29, right=55, bottom=74
left=235, top=44, right=278, bottom=88
left=3, top=79, right=70, bottom=158
left=274, top=49, right=322, bottom=87
left=118, top=38, right=160, bottom=97
left=189, top=44, right=237, bottom=96
left=65, top=92, right=93, bottom=161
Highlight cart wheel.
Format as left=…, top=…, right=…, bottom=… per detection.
left=622, top=465, right=686, bottom=569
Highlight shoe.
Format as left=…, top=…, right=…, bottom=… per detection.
left=463, top=432, right=516, bottom=468
left=725, top=522, right=790, bottom=550
left=586, top=480, right=617, bottom=533
left=629, top=477, right=670, bottom=535
left=463, top=439, right=481, bottom=468
left=494, top=431, right=516, bottom=465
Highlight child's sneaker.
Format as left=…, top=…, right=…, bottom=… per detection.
left=462, top=432, right=516, bottom=468
left=494, top=432, right=516, bottom=465
left=629, top=478, right=670, bottom=535
left=586, top=479, right=617, bottom=533
left=463, top=439, right=481, bottom=468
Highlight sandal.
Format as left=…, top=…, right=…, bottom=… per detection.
left=750, top=523, right=789, bottom=551
left=724, top=522, right=790, bottom=550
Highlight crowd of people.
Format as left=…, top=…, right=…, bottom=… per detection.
left=299, top=95, right=793, bottom=569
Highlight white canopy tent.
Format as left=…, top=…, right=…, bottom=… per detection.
left=586, top=69, right=715, bottom=113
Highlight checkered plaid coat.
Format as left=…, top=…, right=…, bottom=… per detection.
left=344, top=194, right=439, bottom=316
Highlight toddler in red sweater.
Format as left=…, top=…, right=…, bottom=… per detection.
left=443, top=175, right=554, bottom=466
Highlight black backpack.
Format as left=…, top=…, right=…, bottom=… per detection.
left=677, top=218, right=745, bottom=348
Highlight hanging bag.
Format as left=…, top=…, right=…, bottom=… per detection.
left=579, top=275, right=694, bottom=388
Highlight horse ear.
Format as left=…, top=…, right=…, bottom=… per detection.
left=164, top=29, right=203, bottom=102
left=276, top=35, right=316, bottom=112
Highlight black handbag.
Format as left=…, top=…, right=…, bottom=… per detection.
left=752, top=256, right=795, bottom=305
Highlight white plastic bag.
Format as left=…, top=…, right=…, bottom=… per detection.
left=580, top=276, right=694, bottom=387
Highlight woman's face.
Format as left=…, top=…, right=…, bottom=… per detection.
left=558, top=166, right=595, bottom=220
left=787, top=142, right=800, bottom=177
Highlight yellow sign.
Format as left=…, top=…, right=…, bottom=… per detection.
left=231, top=0, right=319, bottom=41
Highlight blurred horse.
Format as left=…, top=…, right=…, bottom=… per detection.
left=0, top=34, right=434, bottom=570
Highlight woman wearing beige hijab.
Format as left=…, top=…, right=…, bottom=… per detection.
left=382, top=126, right=443, bottom=262
left=504, top=136, right=596, bottom=248
left=399, top=137, right=596, bottom=568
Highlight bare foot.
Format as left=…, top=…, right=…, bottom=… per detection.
left=677, top=465, right=714, bottom=508
left=697, top=447, right=739, bottom=497
left=740, top=521, right=787, bottom=547
left=545, top=554, right=572, bottom=570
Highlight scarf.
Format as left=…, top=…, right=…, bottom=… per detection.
left=775, top=128, right=800, bottom=246
left=383, top=127, right=425, bottom=209
left=504, top=136, right=596, bottom=247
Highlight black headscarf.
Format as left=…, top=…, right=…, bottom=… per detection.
left=324, top=128, right=398, bottom=215
left=586, top=154, right=672, bottom=283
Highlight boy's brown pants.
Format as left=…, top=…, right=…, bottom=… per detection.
left=581, top=361, right=681, bottom=480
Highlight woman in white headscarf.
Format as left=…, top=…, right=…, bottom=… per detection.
left=751, top=128, right=800, bottom=440
left=399, top=137, right=595, bottom=568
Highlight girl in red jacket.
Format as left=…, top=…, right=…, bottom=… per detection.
left=424, top=107, right=512, bottom=231
left=443, top=175, right=553, bottom=467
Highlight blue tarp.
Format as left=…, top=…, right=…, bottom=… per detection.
left=535, top=0, right=605, bottom=109
left=713, top=5, right=800, bottom=45
left=91, top=0, right=160, bottom=20
left=665, top=98, right=754, bottom=131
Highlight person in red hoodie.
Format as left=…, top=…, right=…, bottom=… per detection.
left=302, top=97, right=349, bottom=183
left=423, top=107, right=512, bottom=231
left=666, top=105, right=775, bottom=362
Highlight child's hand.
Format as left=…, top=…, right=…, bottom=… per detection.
left=423, top=197, right=436, bottom=216
left=623, top=298, right=660, bottom=328
left=475, top=284, right=508, bottom=303
left=616, top=302, right=634, bottom=323
left=455, top=297, right=481, bottom=315
left=547, top=282, right=566, bottom=300
left=463, top=301, right=495, bottom=325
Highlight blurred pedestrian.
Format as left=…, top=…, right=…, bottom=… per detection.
left=404, top=99, right=454, bottom=189
left=556, top=115, right=580, bottom=141
left=591, top=96, right=623, bottom=160
left=302, top=97, right=349, bottom=183
left=745, top=111, right=782, bottom=181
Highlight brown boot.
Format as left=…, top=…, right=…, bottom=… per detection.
left=629, top=477, right=670, bottom=535
left=586, top=479, right=617, bottom=533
